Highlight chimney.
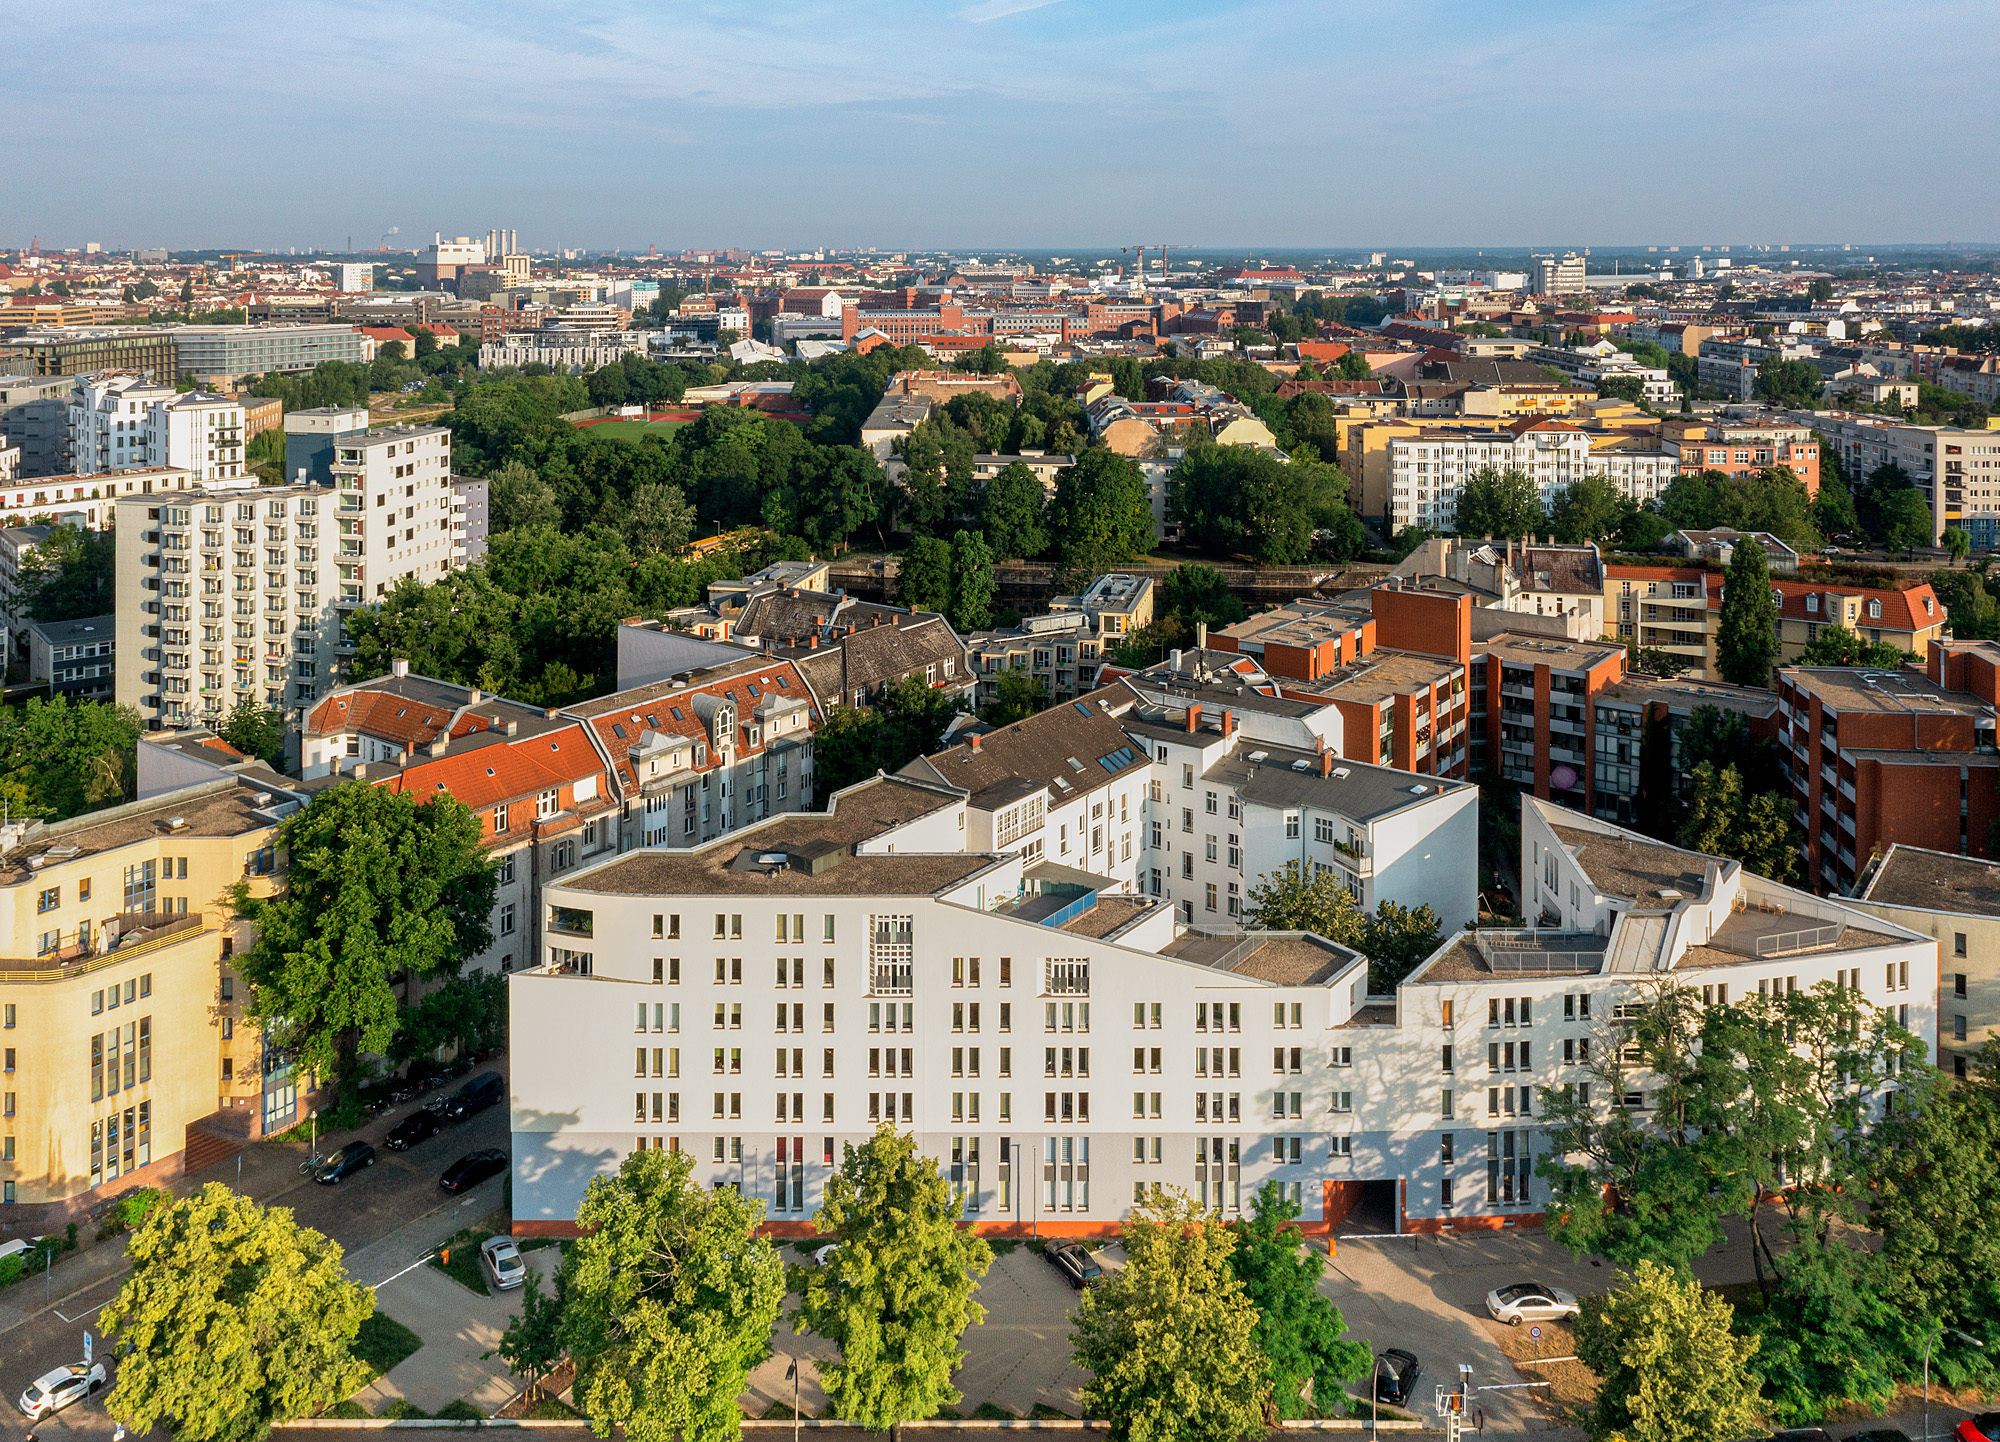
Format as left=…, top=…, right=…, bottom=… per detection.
left=1170, top=649, right=1183, bottom=672
left=1319, top=750, right=1333, bottom=777
left=1196, top=621, right=1208, bottom=649
left=467, top=688, right=482, bottom=705
left=391, top=658, right=409, bottom=678
left=1186, top=703, right=1202, bottom=734
left=1221, top=710, right=1235, bottom=738
left=969, top=732, right=982, bottom=752
left=808, top=634, right=819, bottom=648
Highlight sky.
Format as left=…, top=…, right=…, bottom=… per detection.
left=5, top=0, right=1998, bottom=253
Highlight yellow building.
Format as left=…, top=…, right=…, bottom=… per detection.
left=0, top=777, right=298, bottom=1223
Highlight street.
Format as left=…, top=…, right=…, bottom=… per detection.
left=0, top=1081, right=511, bottom=1440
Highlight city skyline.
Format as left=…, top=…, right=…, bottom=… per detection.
left=5, top=0, right=1998, bottom=252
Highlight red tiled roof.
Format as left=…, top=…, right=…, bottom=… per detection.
left=576, top=661, right=821, bottom=795
left=1773, top=580, right=1942, bottom=633
left=377, top=723, right=606, bottom=814
left=305, top=689, right=508, bottom=748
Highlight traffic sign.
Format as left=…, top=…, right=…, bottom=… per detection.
left=1529, top=1324, right=1542, bottom=1340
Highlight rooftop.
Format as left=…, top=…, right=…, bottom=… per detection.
left=1415, top=930, right=1609, bottom=983
left=903, top=690, right=1145, bottom=811
left=552, top=776, right=986, bottom=899
left=1159, top=928, right=1360, bottom=986
left=1861, top=844, right=2000, bottom=917
left=1476, top=632, right=1624, bottom=673
left=26, top=614, right=112, bottom=645
left=1550, top=822, right=1713, bottom=909
left=1201, top=737, right=1468, bottom=825
left=0, top=779, right=292, bottom=887
left=1595, top=675, right=1778, bottom=719
left=1781, top=666, right=1994, bottom=719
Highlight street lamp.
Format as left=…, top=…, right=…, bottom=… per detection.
left=784, top=1359, right=800, bottom=1442
left=1925, top=1324, right=1983, bottom=1442
left=1370, top=1352, right=1391, bottom=1439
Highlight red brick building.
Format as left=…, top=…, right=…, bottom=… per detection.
left=1779, top=641, right=2000, bottom=894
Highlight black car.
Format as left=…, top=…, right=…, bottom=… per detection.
left=441, top=1071, right=505, bottom=1121
left=1375, top=1348, right=1421, bottom=1406
left=383, top=1111, right=443, bottom=1151
left=313, top=1141, right=376, bottom=1185
left=1048, top=1242, right=1103, bottom=1289
left=439, top=1148, right=508, bottom=1192
left=1848, top=1430, right=1914, bottom=1442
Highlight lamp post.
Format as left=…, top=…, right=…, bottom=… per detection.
left=1925, top=1324, right=1983, bottom=1442
left=1370, top=1353, right=1389, bottom=1439
left=784, top=1359, right=800, bottom=1442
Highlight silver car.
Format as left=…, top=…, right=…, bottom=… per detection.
left=480, top=1235, right=527, bottom=1291
left=1486, top=1281, right=1579, bottom=1325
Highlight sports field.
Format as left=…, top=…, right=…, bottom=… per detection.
left=575, top=418, right=689, bottom=440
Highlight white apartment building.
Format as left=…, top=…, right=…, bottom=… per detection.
left=1780, top=407, right=1999, bottom=544
left=1384, top=423, right=1593, bottom=534
left=0, top=466, right=193, bottom=533
left=1526, top=344, right=1676, bottom=408
left=478, top=333, right=647, bottom=371
left=507, top=782, right=1933, bottom=1238
left=113, top=425, right=463, bottom=735
left=0, top=432, right=17, bottom=484
left=69, top=374, right=245, bottom=483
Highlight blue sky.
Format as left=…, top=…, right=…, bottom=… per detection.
left=5, top=0, right=1996, bottom=252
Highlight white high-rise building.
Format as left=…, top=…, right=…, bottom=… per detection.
left=113, top=425, right=462, bottom=739
left=68, top=373, right=245, bottom=483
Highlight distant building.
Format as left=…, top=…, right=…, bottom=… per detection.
left=0, top=374, right=75, bottom=476
left=164, top=324, right=366, bottom=387
left=1530, top=253, right=1586, bottom=296
left=69, top=373, right=246, bottom=483
left=453, top=474, right=490, bottom=564
left=1664, top=527, right=1802, bottom=570
left=282, top=407, right=368, bottom=486
left=0, top=328, right=179, bottom=383
left=333, top=262, right=374, bottom=293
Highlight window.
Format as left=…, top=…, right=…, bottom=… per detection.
left=1955, top=933, right=1968, bottom=958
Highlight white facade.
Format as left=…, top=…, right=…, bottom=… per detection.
left=113, top=425, right=463, bottom=734
left=1385, top=428, right=1593, bottom=534
left=68, top=374, right=244, bottom=482
left=508, top=784, right=1935, bottom=1236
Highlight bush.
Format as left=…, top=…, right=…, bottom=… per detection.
left=527, top=1397, right=579, bottom=1420
left=435, top=1399, right=485, bottom=1420
left=381, top=1399, right=429, bottom=1419
left=322, top=1400, right=370, bottom=1419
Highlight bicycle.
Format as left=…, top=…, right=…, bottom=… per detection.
left=298, top=1151, right=327, bottom=1175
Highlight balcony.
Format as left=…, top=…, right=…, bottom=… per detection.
left=870, top=966, right=913, bottom=996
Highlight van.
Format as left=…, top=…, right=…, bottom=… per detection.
left=0, top=1238, right=40, bottom=1265
left=442, top=1071, right=504, bottom=1122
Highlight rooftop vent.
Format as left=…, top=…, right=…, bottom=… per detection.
left=1332, top=767, right=1351, bottom=779
left=1408, top=785, right=1428, bottom=795
left=1291, top=759, right=1311, bottom=771
left=1248, top=751, right=1268, bottom=762
left=165, top=816, right=187, bottom=830
left=252, top=792, right=271, bottom=807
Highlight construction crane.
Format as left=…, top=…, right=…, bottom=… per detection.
left=1119, top=244, right=1190, bottom=286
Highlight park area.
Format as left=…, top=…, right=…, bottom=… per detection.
left=570, top=410, right=697, bottom=439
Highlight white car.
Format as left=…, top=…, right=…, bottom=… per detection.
left=480, top=1236, right=526, bottom=1291
left=1485, top=1281, right=1580, bottom=1326
left=812, top=1243, right=838, bottom=1266
left=18, top=1362, right=106, bottom=1419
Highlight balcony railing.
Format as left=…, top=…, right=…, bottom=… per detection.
left=870, top=966, right=913, bottom=996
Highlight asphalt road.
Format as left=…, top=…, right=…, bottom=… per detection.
left=0, top=1094, right=511, bottom=1440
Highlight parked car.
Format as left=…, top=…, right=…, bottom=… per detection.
left=1048, top=1242, right=1103, bottom=1289
left=441, top=1071, right=505, bottom=1121
left=313, top=1141, right=376, bottom=1185
left=18, top=1363, right=106, bottom=1420
left=1956, top=1417, right=2000, bottom=1442
left=812, top=1243, right=839, bottom=1266
left=1485, top=1281, right=1580, bottom=1325
left=383, top=1111, right=444, bottom=1151
left=1375, top=1348, right=1422, bottom=1407
left=439, top=1148, right=508, bottom=1193
left=480, top=1236, right=526, bottom=1291
left=0, top=1237, right=46, bottom=1266
left=1769, top=1430, right=1834, bottom=1442
left=1849, top=1430, right=1914, bottom=1442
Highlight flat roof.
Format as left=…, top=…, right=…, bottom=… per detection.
left=1595, top=676, right=1778, bottom=718
left=1308, top=651, right=1462, bottom=707
left=1418, top=931, right=1609, bottom=982
left=1476, top=633, right=1624, bottom=672
left=1862, top=845, right=2000, bottom=917
left=1781, top=667, right=1994, bottom=718
left=1159, top=929, right=1358, bottom=986
left=551, top=776, right=987, bottom=899
left=0, top=780, right=287, bottom=887
left=1201, top=738, right=1469, bottom=825
left=27, top=614, right=113, bottom=644
left=1550, top=822, right=1713, bottom=908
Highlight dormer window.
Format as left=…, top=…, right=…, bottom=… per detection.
left=1924, top=597, right=1935, bottom=615
left=1806, top=594, right=1818, bottom=614
left=536, top=789, right=558, bottom=819
left=695, top=743, right=707, bottom=767
left=1868, top=599, right=1883, bottom=619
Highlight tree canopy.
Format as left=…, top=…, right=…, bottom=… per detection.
left=1245, top=861, right=1445, bottom=990
left=1226, top=1183, right=1369, bottom=1419
left=233, top=783, right=496, bottom=1086
left=1048, top=448, right=1155, bottom=573
left=101, top=1183, right=375, bottom=1442
left=793, top=1127, right=993, bottom=1428
left=1453, top=466, right=1540, bottom=539
left=1169, top=443, right=1363, bottom=564
left=1573, top=1260, right=1762, bottom=1442
left=1716, top=540, right=1780, bottom=686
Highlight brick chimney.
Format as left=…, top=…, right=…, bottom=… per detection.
left=1186, top=703, right=1202, bottom=733
left=1319, top=750, right=1333, bottom=777
left=1221, top=710, right=1235, bottom=738
left=969, top=732, right=982, bottom=752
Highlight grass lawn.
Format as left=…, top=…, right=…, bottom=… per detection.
left=353, top=1312, right=423, bottom=1381
left=580, top=419, right=688, bottom=440
left=430, top=1225, right=495, bottom=1295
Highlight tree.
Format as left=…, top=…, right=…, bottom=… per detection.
left=1361, top=899, right=1444, bottom=991
left=488, top=459, right=561, bottom=533
left=1246, top=860, right=1364, bottom=942
left=1678, top=762, right=1798, bottom=883
left=812, top=676, right=964, bottom=798
left=18, top=524, right=115, bottom=622
left=100, top=1183, right=375, bottom=1442
left=1944, top=525, right=1974, bottom=563
left=1227, top=1183, right=1369, bottom=1419
left=978, top=461, right=1050, bottom=560
left=1158, top=564, right=1247, bottom=631
left=1335, top=350, right=1373, bottom=381
left=560, top=1148, right=783, bottom=1442
left=1547, top=474, right=1628, bottom=544
left=624, top=483, right=695, bottom=558
left=1812, top=473, right=1859, bottom=539
left=1755, top=357, right=1827, bottom=410
left=1572, top=1260, right=1762, bottom=1442
left=1048, top=448, right=1154, bottom=572
left=1880, top=487, right=1936, bottom=551
left=1798, top=625, right=1910, bottom=668
left=898, top=535, right=952, bottom=614
left=948, top=528, right=996, bottom=633
left=794, top=1127, right=994, bottom=1428
left=1625, top=643, right=1691, bottom=680
left=982, top=669, right=1048, bottom=727
left=217, top=698, right=286, bottom=767
left=1169, top=444, right=1360, bottom=565
left=0, top=695, right=141, bottom=821
left=233, top=784, right=496, bottom=1087
left=489, top=1269, right=566, bottom=1402
left=1072, top=1189, right=1269, bottom=1442
left=1634, top=703, right=1680, bottom=841
left=1453, top=466, right=1539, bottom=539
left=1716, top=540, right=1780, bottom=686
